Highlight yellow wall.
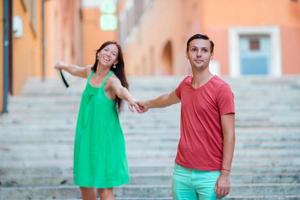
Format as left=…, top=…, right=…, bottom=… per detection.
left=281, top=25, right=300, bottom=74
left=12, top=0, right=82, bottom=85
left=81, top=8, right=117, bottom=65
left=0, top=0, right=82, bottom=111
left=13, top=0, right=42, bottom=95
left=121, top=0, right=195, bottom=76
left=0, top=0, right=3, bottom=112
left=45, top=0, right=82, bottom=77
left=44, top=0, right=55, bottom=77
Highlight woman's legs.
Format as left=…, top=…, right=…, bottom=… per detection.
left=80, top=187, right=97, bottom=200
left=98, top=188, right=115, bottom=200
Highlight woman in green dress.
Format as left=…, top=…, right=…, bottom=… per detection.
left=54, top=41, right=140, bottom=200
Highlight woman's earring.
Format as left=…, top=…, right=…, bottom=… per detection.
left=113, top=64, right=116, bottom=69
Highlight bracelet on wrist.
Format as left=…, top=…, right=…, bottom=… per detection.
left=221, top=168, right=231, bottom=172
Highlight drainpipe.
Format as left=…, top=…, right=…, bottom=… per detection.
left=3, top=0, right=12, bottom=113
left=41, top=0, right=45, bottom=81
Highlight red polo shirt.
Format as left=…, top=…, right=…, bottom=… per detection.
left=175, top=75, right=235, bottom=171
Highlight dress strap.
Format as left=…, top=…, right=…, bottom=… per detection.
left=87, top=70, right=94, bottom=81
left=102, top=71, right=113, bottom=87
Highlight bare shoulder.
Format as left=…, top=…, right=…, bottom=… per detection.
left=106, top=75, right=123, bottom=92
left=84, top=65, right=93, bottom=77
left=107, top=74, right=121, bottom=85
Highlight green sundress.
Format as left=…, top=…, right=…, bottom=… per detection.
left=73, top=70, right=130, bottom=188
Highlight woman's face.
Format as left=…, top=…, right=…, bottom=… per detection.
left=97, top=44, right=119, bottom=68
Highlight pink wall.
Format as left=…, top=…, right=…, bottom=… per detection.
left=200, top=0, right=300, bottom=75
left=118, top=0, right=300, bottom=76
left=281, top=26, right=300, bottom=74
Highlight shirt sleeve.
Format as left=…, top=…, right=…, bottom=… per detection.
left=175, top=84, right=181, bottom=99
left=175, top=76, right=188, bottom=99
left=217, top=84, right=235, bottom=115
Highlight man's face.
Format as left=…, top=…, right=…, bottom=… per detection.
left=186, top=39, right=213, bottom=70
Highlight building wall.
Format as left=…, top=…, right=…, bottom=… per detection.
left=81, top=8, right=117, bottom=66
left=0, top=0, right=3, bottom=112
left=281, top=23, right=300, bottom=74
left=11, top=0, right=82, bottom=95
left=45, top=0, right=82, bottom=77
left=118, top=0, right=300, bottom=76
left=200, top=0, right=300, bottom=75
left=44, top=0, right=56, bottom=77
left=13, top=0, right=43, bottom=95
left=119, top=0, right=197, bottom=76
left=0, top=0, right=82, bottom=114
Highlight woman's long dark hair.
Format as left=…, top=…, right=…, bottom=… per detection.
left=91, top=41, right=129, bottom=111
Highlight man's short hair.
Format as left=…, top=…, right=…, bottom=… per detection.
left=186, top=34, right=214, bottom=53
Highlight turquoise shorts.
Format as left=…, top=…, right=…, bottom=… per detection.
left=172, top=164, right=222, bottom=200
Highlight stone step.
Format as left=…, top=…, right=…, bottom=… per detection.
left=1, top=183, right=300, bottom=199
left=1, top=146, right=300, bottom=161
left=8, top=94, right=300, bottom=104
left=9, top=96, right=300, bottom=105
left=3, top=113, right=300, bottom=124
left=1, top=76, right=300, bottom=199
left=1, top=164, right=299, bottom=178
left=117, top=197, right=300, bottom=200
left=21, top=75, right=300, bottom=88
left=9, top=99, right=300, bottom=108
left=1, top=157, right=300, bottom=170
left=1, top=133, right=299, bottom=144
left=7, top=104, right=300, bottom=113
left=1, top=172, right=299, bottom=187
left=1, top=133, right=300, bottom=142
left=1, top=139, right=300, bottom=151
left=1, top=125, right=300, bottom=134
left=46, top=196, right=300, bottom=200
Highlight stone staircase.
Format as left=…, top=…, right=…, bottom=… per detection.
left=0, top=75, right=300, bottom=200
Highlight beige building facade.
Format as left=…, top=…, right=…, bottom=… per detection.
left=118, top=0, right=300, bottom=77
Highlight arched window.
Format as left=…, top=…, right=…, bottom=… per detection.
left=161, top=41, right=173, bottom=75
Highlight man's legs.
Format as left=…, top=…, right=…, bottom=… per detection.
left=172, top=164, right=197, bottom=200
left=172, top=164, right=221, bottom=200
left=192, top=170, right=221, bottom=200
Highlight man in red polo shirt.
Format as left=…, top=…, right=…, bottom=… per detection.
left=138, top=34, right=235, bottom=199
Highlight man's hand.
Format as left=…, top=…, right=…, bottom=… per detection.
left=215, top=173, right=230, bottom=198
left=136, top=101, right=150, bottom=113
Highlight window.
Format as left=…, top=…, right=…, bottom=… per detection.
left=249, top=38, right=260, bottom=51
left=100, top=0, right=117, bottom=31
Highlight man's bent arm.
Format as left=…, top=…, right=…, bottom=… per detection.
left=147, top=91, right=180, bottom=109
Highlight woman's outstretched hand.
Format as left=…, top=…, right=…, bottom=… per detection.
left=128, top=100, right=143, bottom=113
left=53, top=61, right=65, bottom=71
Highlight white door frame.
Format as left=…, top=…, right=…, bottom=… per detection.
left=228, top=26, right=282, bottom=77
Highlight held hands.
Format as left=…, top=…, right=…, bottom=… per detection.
left=127, top=100, right=150, bottom=113
left=128, top=99, right=142, bottom=113
left=136, top=101, right=150, bottom=113
left=215, top=172, right=230, bottom=198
